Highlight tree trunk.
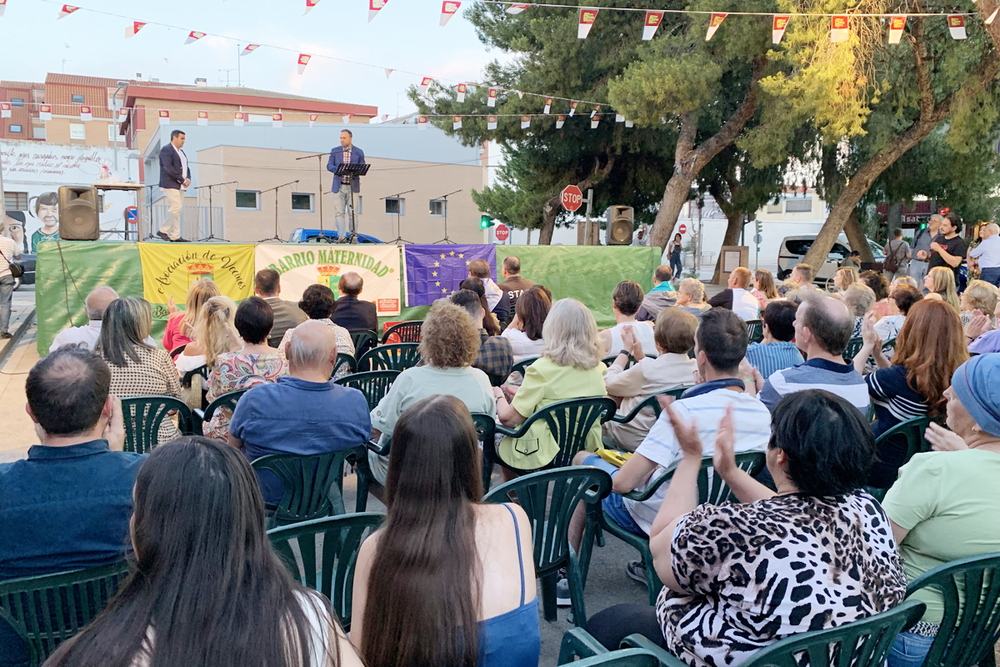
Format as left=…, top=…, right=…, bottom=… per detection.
left=707, top=180, right=745, bottom=284
left=539, top=155, right=616, bottom=245
left=844, top=212, right=873, bottom=262
left=649, top=170, right=696, bottom=250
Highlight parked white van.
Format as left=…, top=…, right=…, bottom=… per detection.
left=777, top=234, right=886, bottom=285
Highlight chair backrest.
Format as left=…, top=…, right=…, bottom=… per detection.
left=268, top=513, right=384, bottom=632
left=745, top=319, right=764, bottom=344
left=180, top=364, right=210, bottom=389
left=335, top=370, right=400, bottom=412
left=357, top=343, right=421, bottom=372
left=199, top=388, right=250, bottom=435
left=333, top=353, right=357, bottom=378
left=472, top=413, right=497, bottom=492
left=866, top=416, right=934, bottom=501
left=381, top=321, right=423, bottom=344
left=612, top=387, right=692, bottom=425
left=562, top=649, right=663, bottom=667
left=905, top=551, right=1000, bottom=667
left=508, top=397, right=617, bottom=469
left=349, top=330, right=379, bottom=361
left=510, top=356, right=539, bottom=378
left=0, top=560, right=130, bottom=667
left=251, top=447, right=366, bottom=526
left=484, top=467, right=612, bottom=577
left=843, top=336, right=865, bottom=363
left=121, top=395, right=193, bottom=454
left=628, top=453, right=767, bottom=504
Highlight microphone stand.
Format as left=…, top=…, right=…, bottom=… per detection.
left=432, top=189, right=463, bottom=244
left=381, top=189, right=416, bottom=245
left=258, top=180, right=300, bottom=242
left=192, top=181, right=238, bottom=242
left=296, top=153, right=329, bottom=241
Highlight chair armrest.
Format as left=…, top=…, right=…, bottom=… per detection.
left=622, top=463, right=676, bottom=502
left=367, top=438, right=390, bottom=457
left=495, top=423, right=528, bottom=439
left=621, top=634, right=687, bottom=667
left=558, top=627, right=609, bottom=663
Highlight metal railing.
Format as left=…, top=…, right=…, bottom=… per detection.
left=150, top=205, right=225, bottom=241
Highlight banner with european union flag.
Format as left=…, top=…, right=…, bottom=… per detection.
left=404, top=244, right=497, bottom=307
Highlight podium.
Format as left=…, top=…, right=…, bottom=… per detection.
left=335, top=163, right=370, bottom=243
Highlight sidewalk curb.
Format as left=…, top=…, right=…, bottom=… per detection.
left=0, top=308, right=36, bottom=367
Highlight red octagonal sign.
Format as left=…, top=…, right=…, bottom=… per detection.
left=495, top=224, right=510, bottom=242
left=561, top=185, right=583, bottom=212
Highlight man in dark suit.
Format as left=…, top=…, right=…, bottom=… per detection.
left=253, top=269, right=307, bottom=348
left=331, top=271, right=378, bottom=332
left=326, top=129, right=365, bottom=243
left=157, top=130, right=191, bottom=242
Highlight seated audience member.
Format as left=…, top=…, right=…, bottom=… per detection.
left=776, top=279, right=799, bottom=299
left=497, top=255, right=534, bottom=315
left=675, top=278, right=711, bottom=318
left=228, top=320, right=370, bottom=505
left=501, top=286, right=550, bottom=363
left=368, top=300, right=496, bottom=486
left=254, top=268, right=307, bottom=348
left=891, top=275, right=919, bottom=291
left=923, top=266, right=960, bottom=311
left=883, top=354, right=1000, bottom=667
left=874, top=285, right=921, bottom=349
left=174, top=295, right=241, bottom=376
left=469, top=258, right=510, bottom=323
left=603, top=308, right=699, bottom=453
left=50, top=286, right=155, bottom=351
left=45, top=437, right=361, bottom=667
left=451, top=289, right=513, bottom=384
left=759, top=294, right=869, bottom=414
left=833, top=266, right=860, bottom=295
left=745, top=300, right=804, bottom=379
left=599, top=280, right=658, bottom=357
left=352, top=396, right=539, bottom=667
left=790, top=262, right=817, bottom=290
left=331, top=271, right=378, bottom=332
left=969, top=221, right=1000, bottom=287
left=278, top=284, right=356, bottom=367
left=460, top=277, right=503, bottom=336
left=636, top=266, right=677, bottom=322
left=162, top=279, right=220, bottom=352
left=707, top=267, right=760, bottom=321
left=203, top=297, right=288, bottom=442
left=493, top=299, right=606, bottom=474
left=95, top=297, right=183, bottom=442
left=844, top=282, right=877, bottom=337
left=965, top=292, right=1000, bottom=353
left=585, top=391, right=905, bottom=665
left=854, top=300, right=967, bottom=488
left=861, top=270, right=892, bottom=319
left=959, top=279, right=998, bottom=327
left=750, top=269, right=777, bottom=312
left=0, top=349, right=142, bottom=667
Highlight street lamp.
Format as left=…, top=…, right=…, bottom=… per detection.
left=112, top=80, right=128, bottom=173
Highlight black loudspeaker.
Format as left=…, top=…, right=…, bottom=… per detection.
left=606, top=205, right=634, bottom=245
left=58, top=186, right=100, bottom=241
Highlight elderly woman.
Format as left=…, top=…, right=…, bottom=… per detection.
left=844, top=282, right=877, bottom=337
left=367, top=299, right=496, bottom=488
left=883, top=354, right=1000, bottom=667
left=95, top=297, right=183, bottom=442
left=278, top=284, right=354, bottom=363
left=833, top=265, right=860, bottom=295
left=501, top=285, right=550, bottom=363
left=162, top=279, right=220, bottom=353
left=585, top=391, right=906, bottom=665
left=493, top=298, right=607, bottom=476
left=674, top=278, right=711, bottom=318
left=959, top=279, right=998, bottom=327
left=923, top=267, right=961, bottom=311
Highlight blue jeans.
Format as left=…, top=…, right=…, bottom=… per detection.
left=333, top=183, right=352, bottom=238
left=583, top=455, right=645, bottom=536
left=0, top=275, right=14, bottom=334
left=980, top=267, right=1000, bottom=287
left=888, top=631, right=934, bottom=667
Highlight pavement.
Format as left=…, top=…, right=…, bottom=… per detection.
left=0, top=285, right=38, bottom=464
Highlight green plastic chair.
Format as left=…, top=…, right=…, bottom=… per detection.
left=484, top=467, right=612, bottom=627
left=493, top=396, right=618, bottom=471
left=333, top=353, right=357, bottom=378
left=510, top=356, right=539, bottom=378
left=268, top=512, right=384, bottom=632
left=121, top=395, right=194, bottom=454
left=194, top=388, right=249, bottom=436
left=559, top=628, right=663, bottom=665
left=609, top=387, right=691, bottom=425
left=866, top=416, right=934, bottom=501
left=903, top=551, right=1000, bottom=667
left=591, top=452, right=766, bottom=605
left=335, top=370, right=400, bottom=412
left=843, top=336, right=865, bottom=363
left=357, top=343, right=421, bottom=372
left=472, top=413, right=497, bottom=492
left=0, top=560, right=130, bottom=667
left=745, top=319, right=765, bottom=344
left=381, top=320, right=423, bottom=344
left=251, top=447, right=371, bottom=527
left=348, top=329, right=379, bottom=361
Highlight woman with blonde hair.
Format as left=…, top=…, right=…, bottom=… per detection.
left=751, top=270, right=778, bottom=311
left=923, top=266, right=961, bottom=311
left=162, top=279, right=220, bottom=352
left=833, top=266, right=859, bottom=295
left=959, top=279, right=998, bottom=326
left=174, top=295, right=241, bottom=376
left=493, top=298, right=607, bottom=475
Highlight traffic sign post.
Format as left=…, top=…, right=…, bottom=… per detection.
left=561, top=185, right=583, bottom=212
left=495, top=224, right=510, bottom=242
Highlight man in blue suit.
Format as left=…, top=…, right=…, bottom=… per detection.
left=157, top=130, right=191, bottom=242
left=326, top=129, right=365, bottom=242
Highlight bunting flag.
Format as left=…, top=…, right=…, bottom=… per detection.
left=157, top=109, right=168, bottom=124
left=544, top=97, right=552, bottom=114
left=272, top=113, right=283, bottom=128
left=457, top=82, right=467, bottom=103
left=304, top=0, right=319, bottom=14
left=507, top=4, right=530, bottom=13
left=570, top=100, right=578, bottom=116
left=124, top=21, right=145, bottom=38
left=591, top=104, right=601, bottom=118
left=58, top=5, right=78, bottom=19
left=440, top=0, right=460, bottom=26
left=614, top=113, right=624, bottom=123
left=591, top=114, right=601, bottom=129
left=625, top=119, right=634, bottom=128
left=888, top=15, right=906, bottom=44
left=772, top=15, right=789, bottom=43
left=419, top=76, right=434, bottom=93
left=453, top=115, right=462, bottom=130
left=0, top=0, right=6, bottom=18
left=831, top=15, right=849, bottom=42
left=343, top=113, right=352, bottom=124
left=0, top=103, right=10, bottom=118
left=948, top=15, right=967, bottom=39
left=80, top=106, right=94, bottom=122
left=643, top=11, right=663, bottom=40
left=488, top=87, right=498, bottom=107
left=369, top=0, right=386, bottom=22
left=521, top=114, right=531, bottom=129
left=517, top=90, right=524, bottom=99
left=39, top=104, right=52, bottom=121
left=487, top=115, right=498, bottom=130
left=418, top=115, right=428, bottom=130
left=579, top=7, right=598, bottom=38
left=234, top=111, right=245, bottom=126
left=384, top=68, right=393, bottom=78
left=705, top=12, right=726, bottom=40
left=381, top=114, right=389, bottom=121
left=556, top=114, right=565, bottom=129
left=197, top=111, right=209, bottom=126
left=240, top=44, right=260, bottom=56
left=987, top=7, right=1000, bottom=24
left=310, top=113, right=319, bottom=127
left=185, top=30, right=206, bottom=44
left=297, top=53, right=311, bottom=75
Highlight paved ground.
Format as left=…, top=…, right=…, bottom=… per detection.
left=0, top=285, right=38, bottom=464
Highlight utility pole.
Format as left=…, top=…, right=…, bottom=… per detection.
left=582, top=188, right=594, bottom=245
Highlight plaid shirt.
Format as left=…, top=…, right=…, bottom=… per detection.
left=342, top=146, right=352, bottom=185
left=475, top=330, right=513, bottom=386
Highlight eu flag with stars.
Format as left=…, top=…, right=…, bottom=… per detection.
left=404, top=244, right=497, bottom=307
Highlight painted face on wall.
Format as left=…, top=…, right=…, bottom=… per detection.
left=37, top=202, right=59, bottom=232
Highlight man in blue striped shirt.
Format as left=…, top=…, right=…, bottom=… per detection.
left=745, top=300, right=804, bottom=380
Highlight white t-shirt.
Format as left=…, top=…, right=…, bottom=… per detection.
left=731, top=288, right=761, bottom=322
left=173, top=144, right=188, bottom=190
left=608, top=321, right=658, bottom=358
left=501, top=327, right=545, bottom=363
left=50, top=320, right=157, bottom=352
left=0, top=236, right=20, bottom=279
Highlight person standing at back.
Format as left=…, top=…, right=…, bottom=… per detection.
left=331, top=271, right=378, bottom=332
left=969, top=222, right=1000, bottom=287
left=254, top=269, right=307, bottom=348
left=927, top=211, right=968, bottom=285
left=156, top=130, right=190, bottom=243
left=0, top=218, right=22, bottom=340
left=707, top=267, right=760, bottom=321
left=497, top=255, right=534, bottom=316
left=910, top=214, right=942, bottom=287
left=600, top=280, right=658, bottom=357
left=883, top=228, right=911, bottom=282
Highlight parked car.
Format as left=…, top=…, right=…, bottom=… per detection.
left=12, top=253, right=36, bottom=290
left=777, top=234, right=885, bottom=286
left=287, top=229, right=384, bottom=244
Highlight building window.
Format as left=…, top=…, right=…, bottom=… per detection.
left=108, top=123, right=125, bottom=142
left=385, top=197, right=405, bottom=215
left=766, top=202, right=783, bottom=214
left=247, top=114, right=271, bottom=124
left=10, top=98, right=23, bottom=107
left=235, top=190, right=260, bottom=210
left=33, top=127, right=46, bottom=140
left=291, top=192, right=314, bottom=212
left=4, top=192, right=29, bottom=210
left=71, top=94, right=85, bottom=104
left=70, top=123, right=86, bottom=140
left=429, top=199, right=446, bottom=216
left=785, top=198, right=812, bottom=213
left=9, top=125, right=22, bottom=133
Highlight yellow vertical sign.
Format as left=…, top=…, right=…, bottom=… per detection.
left=138, top=243, right=256, bottom=320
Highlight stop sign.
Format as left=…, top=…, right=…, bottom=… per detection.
left=495, top=224, right=510, bottom=242
left=678, top=223, right=687, bottom=234
left=561, top=185, right=583, bottom=212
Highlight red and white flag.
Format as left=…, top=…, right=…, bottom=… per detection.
left=118, top=107, right=128, bottom=122
left=310, top=114, right=319, bottom=127
left=185, top=30, right=206, bottom=44
left=343, top=113, right=352, bottom=124
left=272, top=113, right=283, bottom=128
left=195, top=111, right=207, bottom=126
left=234, top=111, right=245, bottom=126
left=457, top=83, right=467, bottom=103
left=615, top=113, right=625, bottom=123
left=544, top=97, right=553, bottom=114
left=440, top=0, right=460, bottom=26
left=831, top=16, right=849, bottom=42
left=772, top=15, right=790, bottom=44
left=948, top=15, right=967, bottom=39
left=58, top=5, right=78, bottom=19
left=521, top=114, right=531, bottom=129
left=157, top=109, right=169, bottom=125
left=556, top=114, right=565, bottom=129
left=987, top=7, right=1000, bottom=25
left=418, top=76, right=434, bottom=93
left=381, top=114, right=389, bottom=121
left=590, top=104, right=601, bottom=118
left=304, top=0, right=319, bottom=14
left=241, top=44, right=260, bottom=56
left=506, top=3, right=529, bottom=14
left=39, top=104, right=52, bottom=121
left=0, top=103, right=10, bottom=118
left=125, top=21, right=145, bottom=38
left=297, top=53, right=311, bottom=75
left=384, top=68, right=393, bottom=78
left=578, top=8, right=598, bottom=39
left=642, top=11, right=663, bottom=40
left=487, top=115, right=498, bottom=130
left=0, top=0, right=8, bottom=18
left=453, top=115, right=463, bottom=130
left=888, top=16, right=906, bottom=44
left=81, top=106, right=94, bottom=121
left=368, top=0, right=386, bottom=22
left=705, top=13, right=726, bottom=40
left=488, top=87, right=498, bottom=107
left=569, top=100, right=578, bottom=116
left=418, top=115, right=428, bottom=130
left=590, top=114, right=601, bottom=129
left=517, top=90, right=524, bottom=99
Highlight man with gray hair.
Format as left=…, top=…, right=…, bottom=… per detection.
left=909, top=213, right=943, bottom=285
left=227, top=320, right=370, bottom=505
left=50, top=286, right=155, bottom=351
left=970, top=222, right=1000, bottom=287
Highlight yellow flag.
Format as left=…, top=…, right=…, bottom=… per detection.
left=138, top=243, right=256, bottom=320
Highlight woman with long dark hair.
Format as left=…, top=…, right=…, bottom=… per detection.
left=460, top=277, right=502, bottom=336
left=45, top=437, right=360, bottom=667
left=501, top=286, right=551, bottom=363
left=352, top=395, right=540, bottom=667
